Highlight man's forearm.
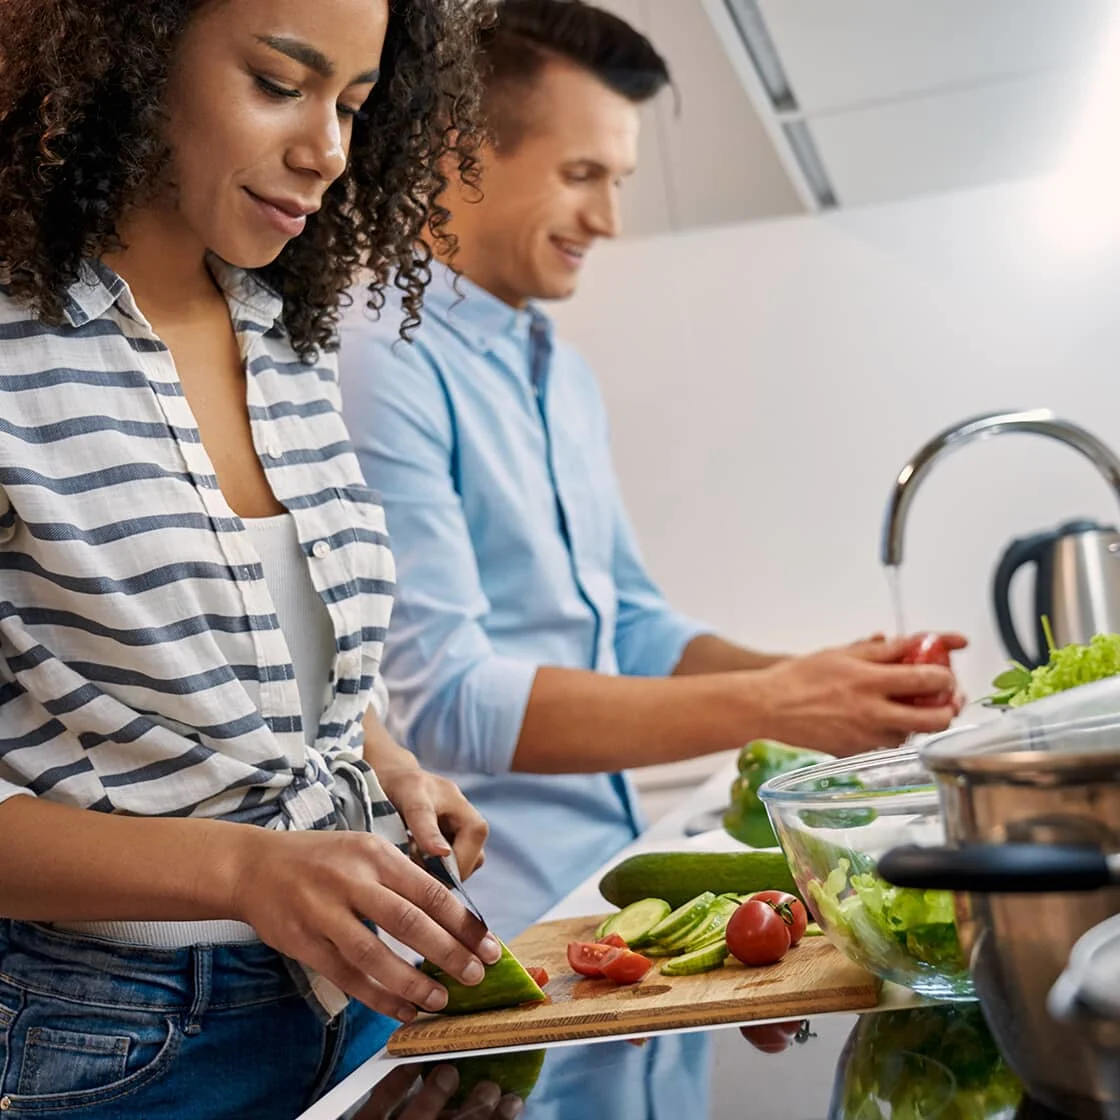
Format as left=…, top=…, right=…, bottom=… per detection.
left=512, top=666, right=763, bottom=774
left=673, top=633, right=787, bottom=675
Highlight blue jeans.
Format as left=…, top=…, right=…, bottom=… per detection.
left=0, top=921, right=395, bottom=1118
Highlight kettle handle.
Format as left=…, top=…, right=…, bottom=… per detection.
left=878, top=843, right=1117, bottom=893
left=992, top=531, right=1052, bottom=668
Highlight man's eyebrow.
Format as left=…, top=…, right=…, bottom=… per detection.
left=256, top=35, right=380, bottom=85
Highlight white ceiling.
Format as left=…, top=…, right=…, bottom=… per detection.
left=598, top=0, right=1117, bottom=237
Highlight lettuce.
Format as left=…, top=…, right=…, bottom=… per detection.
left=809, top=858, right=967, bottom=976
left=989, top=630, right=1120, bottom=708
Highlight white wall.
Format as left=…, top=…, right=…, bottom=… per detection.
left=550, top=178, right=1120, bottom=704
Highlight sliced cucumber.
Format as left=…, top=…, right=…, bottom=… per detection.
left=646, top=891, right=716, bottom=946
left=420, top=941, right=546, bottom=1015
left=660, top=939, right=729, bottom=976
left=677, top=896, right=740, bottom=954
left=593, top=898, right=671, bottom=946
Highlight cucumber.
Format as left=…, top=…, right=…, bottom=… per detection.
left=660, top=939, right=729, bottom=976
left=677, top=896, right=740, bottom=954
left=646, top=891, right=716, bottom=945
left=593, top=898, right=671, bottom=946
left=599, top=851, right=801, bottom=910
left=420, top=941, right=546, bottom=1015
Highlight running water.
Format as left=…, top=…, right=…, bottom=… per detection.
left=884, top=563, right=906, bottom=638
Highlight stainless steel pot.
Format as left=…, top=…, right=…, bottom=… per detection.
left=877, top=680, right=1120, bottom=1119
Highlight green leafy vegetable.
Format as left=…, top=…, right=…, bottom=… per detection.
left=808, top=858, right=969, bottom=988
left=988, top=619, right=1120, bottom=707
left=836, top=1003, right=1022, bottom=1120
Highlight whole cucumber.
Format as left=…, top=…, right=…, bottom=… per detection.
left=599, top=850, right=802, bottom=910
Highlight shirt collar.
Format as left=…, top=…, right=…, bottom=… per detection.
left=423, top=260, right=552, bottom=355
left=62, top=255, right=285, bottom=332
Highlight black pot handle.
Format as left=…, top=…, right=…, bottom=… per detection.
left=878, top=843, right=1114, bottom=893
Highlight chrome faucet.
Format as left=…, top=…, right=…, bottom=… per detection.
left=880, top=409, right=1120, bottom=567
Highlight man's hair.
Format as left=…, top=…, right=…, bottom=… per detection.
left=478, top=0, right=671, bottom=150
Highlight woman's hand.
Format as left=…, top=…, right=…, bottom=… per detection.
left=363, top=710, right=489, bottom=878
left=223, top=827, right=501, bottom=1024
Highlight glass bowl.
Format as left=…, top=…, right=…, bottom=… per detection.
left=758, top=748, right=974, bottom=999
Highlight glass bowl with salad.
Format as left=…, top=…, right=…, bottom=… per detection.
left=759, top=747, right=973, bottom=999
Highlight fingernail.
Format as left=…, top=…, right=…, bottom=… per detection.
left=476, top=1083, right=501, bottom=1108
left=499, top=1098, right=525, bottom=1119
left=425, top=987, right=448, bottom=1011
left=481, top=934, right=502, bottom=962
left=433, top=1065, right=458, bottom=1094
left=462, top=960, right=485, bottom=985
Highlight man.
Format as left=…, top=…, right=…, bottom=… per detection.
left=339, top=0, right=963, bottom=939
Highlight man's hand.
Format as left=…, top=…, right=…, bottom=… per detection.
left=746, top=633, right=967, bottom=756
left=354, top=1064, right=523, bottom=1119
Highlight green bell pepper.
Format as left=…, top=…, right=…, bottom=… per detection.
left=722, top=740, right=833, bottom=848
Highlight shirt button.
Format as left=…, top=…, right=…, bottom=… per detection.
left=264, top=442, right=283, bottom=460
left=312, top=540, right=332, bottom=559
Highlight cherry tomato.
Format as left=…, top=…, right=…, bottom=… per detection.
left=901, top=632, right=953, bottom=708
left=567, top=940, right=621, bottom=978
left=751, top=891, right=809, bottom=946
left=726, top=899, right=791, bottom=966
left=600, top=949, right=654, bottom=985
left=596, top=932, right=629, bottom=949
left=739, top=1020, right=811, bottom=1053
left=526, top=966, right=549, bottom=988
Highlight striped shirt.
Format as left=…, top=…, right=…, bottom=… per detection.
left=0, top=257, right=405, bottom=845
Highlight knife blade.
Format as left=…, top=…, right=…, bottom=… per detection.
left=418, top=849, right=489, bottom=929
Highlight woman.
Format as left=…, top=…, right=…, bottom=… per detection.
left=0, top=1, right=501, bottom=1116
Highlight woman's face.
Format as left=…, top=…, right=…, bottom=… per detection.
left=159, top=0, right=388, bottom=269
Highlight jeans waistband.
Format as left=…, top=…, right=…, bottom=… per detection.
left=0, top=920, right=297, bottom=1016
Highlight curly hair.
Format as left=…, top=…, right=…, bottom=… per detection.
left=0, top=0, right=485, bottom=359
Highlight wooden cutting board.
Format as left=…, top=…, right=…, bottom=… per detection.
left=387, top=914, right=880, bottom=1056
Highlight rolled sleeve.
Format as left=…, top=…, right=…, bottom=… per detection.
left=339, top=327, right=537, bottom=776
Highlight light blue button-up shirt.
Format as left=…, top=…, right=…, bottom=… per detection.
left=339, top=264, right=707, bottom=938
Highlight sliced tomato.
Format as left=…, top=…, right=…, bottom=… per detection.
left=726, top=899, right=791, bottom=966
left=567, top=940, right=622, bottom=978
left=600, top=949, right=653, bottom=985
left=525, top=966, right=550, bottom=988
left=751, top=891, right=809, bottom=946
left=596, top=932, right=629, bottom=949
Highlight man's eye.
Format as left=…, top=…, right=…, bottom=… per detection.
left=255, top=75, right=300, bottom=100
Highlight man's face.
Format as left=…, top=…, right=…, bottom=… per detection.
left=454, top=58, right=642, bottom=307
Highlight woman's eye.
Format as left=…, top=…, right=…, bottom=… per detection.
left=337, top=104, right=368, bottom=121
left=255, top=75, right=300, bottom=100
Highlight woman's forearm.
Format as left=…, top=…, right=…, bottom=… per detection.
left=0, top=795, right=247, bottom=922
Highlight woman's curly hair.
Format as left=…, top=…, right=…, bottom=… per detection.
left=0, top=0, right=486, bottom=360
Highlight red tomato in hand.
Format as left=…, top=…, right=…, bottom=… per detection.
left=901, top=632, right=953, bottom=708
left=750, top=891, right=809, bottom=945
left=600, top=949, right=653, bottom=985
left=567, top=940, right=621, bottom=978
left=526, top=966, right=549, bottom=988
left=596, top=932, right=629, bottom=949
left=726, top=899, right=791, bottom=966
left=739, top=1020, right=810, bottom=1053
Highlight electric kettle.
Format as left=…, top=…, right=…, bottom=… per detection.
left=992, top=518, right=1120, bottom=668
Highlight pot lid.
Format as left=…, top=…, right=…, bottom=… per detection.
left=920, top=677, right=1120, bottom=781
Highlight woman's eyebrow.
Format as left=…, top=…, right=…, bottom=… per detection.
left=255, top=35, right=380, bottom=85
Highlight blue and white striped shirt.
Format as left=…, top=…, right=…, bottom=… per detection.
left=0, top=257, right=404, bottom=843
